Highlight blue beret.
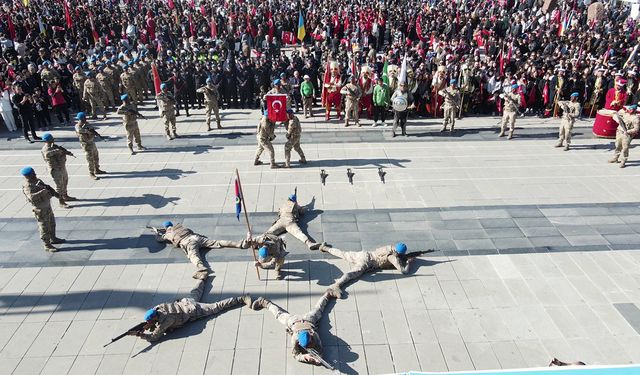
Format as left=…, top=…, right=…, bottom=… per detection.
left=42, top=133, right=53, bottom=141
left=263, top=109, right=269, bottom=116
left=570, top=92, right=579, bottom=97
left=298, top=330, right=310, bottom=348
left=43, top=61, right=51, bottom=66
left=625, top=104, right=638, bottom=111
left=160, top=83, right=167, bottom=90
left=450, top=79, right=457, bottom=84
left=121, top=93, right=129, bottom=101
left=279, top=72, right=286, bottom=77
left=288, top=194, right=296, bottom=202
left=206, top=77, right=212, bottom=84
left=511, top=84, right=519, bottom=89
left=286, top=109, right=294, bottom=114
left=74, top=66, right=81, bottom=71
left=20, top=166, right=34, bottom=176
left=273, top=79, right=280, bottom=85
left=86, top=71, right=94, bottom=77
left=395, top=242, right=407, bottom=255
left=76, top=112, right=86, bottom=120
left=162, top=221, right=173, bottom=228
left=258, top=246, right=269, bottom=259
left=144, top=308, right=157, bottom=321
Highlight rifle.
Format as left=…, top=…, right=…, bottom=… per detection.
left=400, top=249, right=436, bottom=261
left=103, top=321, right=146, bottom=347
left=146, top=225, right=164, bottom=235
left=55, top=144, right=76, bottom=158
left=305, top=347, right=335, bottom=370
left=320, top=169, right=328, bottom=185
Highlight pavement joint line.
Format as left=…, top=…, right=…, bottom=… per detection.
left=0, top=163, right=623, bottom=178
left=0, top=174, right=637, bottom=192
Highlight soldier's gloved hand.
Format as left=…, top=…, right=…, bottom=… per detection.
left=302, top=354, right=320, bottom=365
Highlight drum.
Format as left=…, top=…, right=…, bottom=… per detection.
left=392, top=95, right=408, bottom=111
left=593, top=109, right=617, bottom=138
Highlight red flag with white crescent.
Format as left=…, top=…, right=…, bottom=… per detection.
left=266, top=94, right=287, bottom=122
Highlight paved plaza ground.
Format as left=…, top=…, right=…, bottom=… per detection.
left=1, top=104, right=640, bottom=374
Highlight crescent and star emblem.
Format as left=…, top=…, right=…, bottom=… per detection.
left=272, top=100, right=282, bottom=113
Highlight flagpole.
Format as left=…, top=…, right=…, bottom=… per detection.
left=235, top=168, right=261, bottom=280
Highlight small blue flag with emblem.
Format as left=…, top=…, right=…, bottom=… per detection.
left=234, top=179, right=242, bottom=221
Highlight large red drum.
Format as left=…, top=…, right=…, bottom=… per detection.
left=593, top=109, right=617, bottom=138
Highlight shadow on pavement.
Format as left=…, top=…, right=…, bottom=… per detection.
left=70, top=193, right=181, bottom=208
left=305, top=158, right=411, bottom=168
left=97, top=168, right=196, bottom=180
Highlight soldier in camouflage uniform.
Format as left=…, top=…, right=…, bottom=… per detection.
left=251, top=290, right=337, bottom=365
left=340, top=76, right=362, bottom=127
left=284, top=110, right=306, bottom=168
left=96, top=66, right=115, bottom=110
left=21, top=166, right=65, bottom=252
left=73, top=67, right=89, bottom=111
left=438, top=79, right=461, bottom=132
left=135, top=279, right=252, bottom=342
left=196, top=78, right=222, bottom=130
left=254, top=111, right=279, bottom=168
left=83, top=72, right=107, bottom=120
left=267, top=195, right=320, bottom=249
left=74, top=112, right=106, bottom=180
left=499, top=84, right=521, bottom=139
left=120, top=64, right=139, bottom=104
left=109, top=59, right=123, bottom=103
left=153, top=221, right=248, bottom=279
left=245, top=233, right=288, bottom=279
left=156, top=83, right=178, bottom=139
left=133, top=59, right=148, bottom=102
left=116, top=94, right=146, bottom=155
left=610, top=104, right=640, bottom=168
left=555, top=93, right=581, bottom=151
left=320, top=242, right=413, bottom=298
left=41, top=133, right=76, bottom=208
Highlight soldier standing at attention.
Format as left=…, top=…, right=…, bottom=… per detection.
left=75, top=112, right=106, bottom=180
left=499, top=84, right=521, bottom=139
left=120, top=64, right=139, bottom=105
left=438, top=79, right=461, bottom=132
left=284, top=109, right=307, bottom=168
left=83, top=72, right=107, bottom=120
left=133, top=279, right=252, bottom=342
left=156, top=83, right=178, bottom=140
left=267, top=194, right=320, bottom=250
left=41, top=133, right=76, bottom=208
left=196, top=78, right=222, bottom=131
left=340, top=76, right=362, bottom=127
left=610, top=104, right=640, bottom=168
left=250, top=290, right=337, bottom=365
left=116, top=93, right=146, bottom=155
left=96, top=66, right=115, bottom=110
left=21, top=166, right=65, bottom=252
left=254, top=110, right=279, bottom=169
left=555, top=92, right=581, bottom=151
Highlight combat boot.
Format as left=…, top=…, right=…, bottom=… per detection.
left=620, top=159, right=627, bottom=168
left=207, top=123, right=212, bottom=131
left=554, top=141, right=563, bottom=148
left=284, top=161, right=291, bottom=168
left=63, top=195, right=77, bottom=201
left=306, top=240, right=320, bottom=250
left=193, top=268, right=210, bottom=280
left=44, top=243, right=58, bottom=252
left=59, top=198, right=69, bottom=208
left=95, top=169, right=107, bottom=175
left=564, top=144, right=570, bottom=151
left=440, top=125, right=446, bottom=132
left=508, top=131, right=514, bottom=140
left=137, top=146, right=146, bottom=151
left=498, top=129, right=505, bottom=137
left=326, top=286, right=343, bottom=299
left=250, top=296, right=270, bottom=311
left=270, top=163, right=280, bottom=169
left=129, top=146, right=136, bottom=155
left=217, top=121, right=222, bottom=129
left=173, top=131, right=179, bottom=139
left=450, top=125, right=455, bottom=132
left=299, top=157, right=307, bottom=164
left=166, top=133, right=173, bottom=140
left=241, top=294, right=252, bottom=307
left=609, top=157, right=619, bottom=163
left=51, top=237, right=66, bottom=244
left=90, top=173, right=99, bottom=180
left=254, top=159, right=263, bottom=166
left=319, top=243, right=330, bottom=252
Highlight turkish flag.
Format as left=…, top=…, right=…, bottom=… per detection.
left=266, top=94, right=287, bottom=122
left=282, top=31, right=295, bottom=44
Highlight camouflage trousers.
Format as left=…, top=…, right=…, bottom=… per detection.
left=266, top=218, right=311, bottom=246
left=284, top=138, right=305, bottom=164
left=266, top=293, right=329, bottom=327
left=442, top=106, right=456, bottom=129
left=103, top=87, right=115, bottom=108
left=255, top=140, right=276, bottom=164
left=162, top=113, right=177, bottom=135
left=205, top=103, right=221, bottom=128
left=50, top=167, right=68, bottom=197
left=33, top=206, right=56, bottom=244
left=125, top=86, right=139, bottom=104
left=558, top=120, right=574, bottom=145
left=124, top=122, right=143, bottom=149
left=181, top=235, right=244, bottom=268
left=87, top=97, right=105, bottom=118
left=80, top=142, right=100, bottom=174
left=344, top=99, right=359, bottom=125
left=325, top=247, right=374, bottom=289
